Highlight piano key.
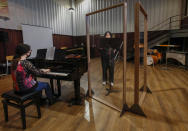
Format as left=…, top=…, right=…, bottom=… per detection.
left=46, top=72, right=69, bottom=76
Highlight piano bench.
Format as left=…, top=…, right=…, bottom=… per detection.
left=1, top=90, right=41, bottom=129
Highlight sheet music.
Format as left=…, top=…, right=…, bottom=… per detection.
left=46, top=47, right=55, bottom=60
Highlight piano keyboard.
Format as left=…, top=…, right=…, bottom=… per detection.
left=46, top=72, right=69, bottom=76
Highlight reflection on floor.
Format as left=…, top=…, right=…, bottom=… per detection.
left=90, top=57, right=145, bottom=109
left=0, top=61, right=188, bottom=130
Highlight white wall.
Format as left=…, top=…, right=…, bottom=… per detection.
left=0, top=0, right=182, bottom=36
left=74, top=0, right=181, bottom=36
left=0, top=0, right=73, bottom=35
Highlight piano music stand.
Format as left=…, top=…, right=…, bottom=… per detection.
left=36, top=49, right=47, bottom=60
left=99, top=38, right=122, bottom=49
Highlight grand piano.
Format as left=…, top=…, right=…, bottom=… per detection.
left=27, top=47, right=87, bottom=105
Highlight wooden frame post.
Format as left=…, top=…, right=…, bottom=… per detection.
left=140, top=13, right=152, bottom=94
left=120, top=2, right=129, bottom=117
left=86, top=15, right=92, bottom=97
left=130, top=2, right=151, bottom=117
left=134, top=2, right=140, bottom=106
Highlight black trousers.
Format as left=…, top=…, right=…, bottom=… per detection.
left=101, top=57, right=115, bottom=83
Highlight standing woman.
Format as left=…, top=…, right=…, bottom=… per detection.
left=100, top=31, right=116, bottom=87
left=11, top=44, right=54, bottom=104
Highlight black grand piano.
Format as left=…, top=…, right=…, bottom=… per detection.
left=27, top=47, right=87, bottom=105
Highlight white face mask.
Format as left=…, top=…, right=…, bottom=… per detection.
left=105, top=33, right=111, bottom=38
left=26, top=50, right=32, bottom=58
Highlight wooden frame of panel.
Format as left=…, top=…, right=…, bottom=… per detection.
left=86, top=2, right=129, bottom=114
left=129, top=2, right=152, bottom=117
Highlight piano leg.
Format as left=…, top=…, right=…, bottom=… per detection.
left=75, top=79, right=80, bottom=100
left=68, top=79, right=82, bottom=106
left=71, top=79, right=82, bottom=105
left=57, top=80, right=61, bottom=97
left=50, top=79, right=55, bottom=95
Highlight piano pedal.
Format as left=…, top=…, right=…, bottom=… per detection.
left=53, top=93, right=60, bottom=98
left=68, top=98, right=83, bottom=106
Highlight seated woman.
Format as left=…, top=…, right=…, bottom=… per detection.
left=11, top=44, right=54, bottom=105
left=100, top=31, right=116, bottom=87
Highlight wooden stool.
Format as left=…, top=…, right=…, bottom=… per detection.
left=1, top=90, right=41, bottom=129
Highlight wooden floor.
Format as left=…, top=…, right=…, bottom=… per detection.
left=0, top=59, right=188, bottom=131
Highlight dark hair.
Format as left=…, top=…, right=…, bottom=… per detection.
left=14, top=44, right=31, bottom=59
left=12, top=44, right=31, bottom=70
left=104, top=31, right=112, bottom=38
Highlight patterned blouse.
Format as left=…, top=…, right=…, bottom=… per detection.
left=12, top=60, right=43, bottom=94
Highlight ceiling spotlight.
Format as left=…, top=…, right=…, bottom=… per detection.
left=68, top=7, right=74, bottom=12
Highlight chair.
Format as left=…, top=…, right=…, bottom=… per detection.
left=6, top=56, right=13, bottom=74
left=1, top=90, right=41, bottom=129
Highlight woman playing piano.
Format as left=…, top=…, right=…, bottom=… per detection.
left=100, top=31, right=116, bottom=87
left=11, top=44, right=55, bottom=105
